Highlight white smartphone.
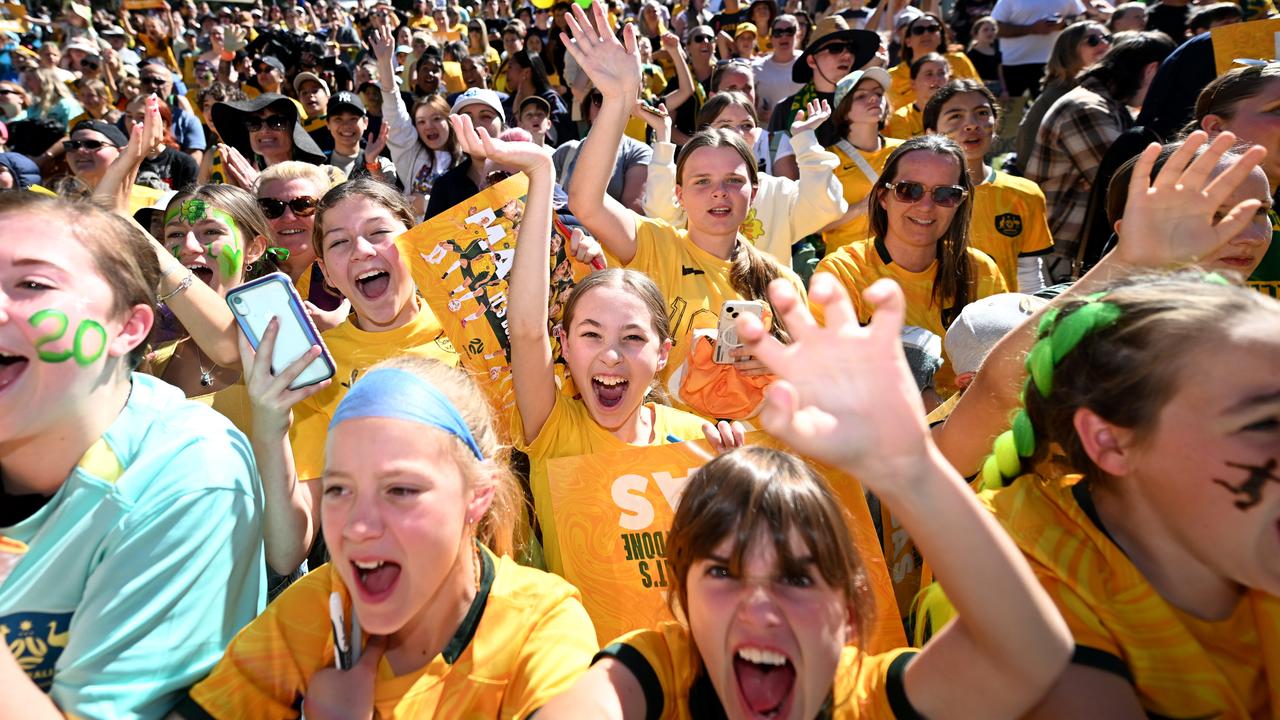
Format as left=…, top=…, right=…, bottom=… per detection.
left=226, top=272, right=336, bottom=390
left=714, top=300, right=767, bottom=365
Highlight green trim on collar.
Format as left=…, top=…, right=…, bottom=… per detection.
left=441, top=545, right=495, bottom=664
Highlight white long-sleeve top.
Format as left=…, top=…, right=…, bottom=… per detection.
left=382, top=87, right=453, bottom=207
left=641, top=129, right=846, bottom=265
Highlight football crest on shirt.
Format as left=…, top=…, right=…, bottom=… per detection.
left=1, top=612, right=72, bottom=690
left=995, top=213, right=1023, bottom=237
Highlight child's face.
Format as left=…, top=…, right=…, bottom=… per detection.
left=685, top=528, right=851, bottom=720
left=935, top=90, right=995, bottom=162
left=560, top=284, right=670, bottom=432
left=323, top=420, right=486, bottom=637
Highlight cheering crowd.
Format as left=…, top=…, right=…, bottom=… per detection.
left=0, top=0, right=1278, bottom=716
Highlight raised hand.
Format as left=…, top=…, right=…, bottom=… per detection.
left=219, top=143, right=260, bottom=190
left=223, top=24, right=247, bottom=52
left=93, top=95, right=165, bottom=213
left=632, top=100, right=671, bottom=143
left=790, top=98, right=832, bottom=136
left=363, top=121, right=390, bottom=164
left=238, top=318, right=331, bottom=440
left=567, top=227, right=606, bottom=269
left=560, top=0, right=641, bottom=101
left=1115, top=130, right=1266, bottom=270
left=702, top=419, right=747, bottom=454
left=735, top=274, right=933, bottom=490
left=369, top=24, right=395, bottom=64
left=659, top=31, right=682, bottom=58
left=450, top=113, right=553, bottom=174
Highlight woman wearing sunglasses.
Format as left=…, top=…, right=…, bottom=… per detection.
left=210, top=94, right=328, bottom=189
left=814, top=134, right=1006, bottom=396
left=254, top=162, right=349, bottom=332
left=1013, top=21, right=1111, bottom=175
left=886, top=14, right=979, bottom=114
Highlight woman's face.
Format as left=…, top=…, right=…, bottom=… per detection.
left=0, top=213, right=149, bottom=441
left=685, top=528, right=851, bottom=720
left=162, top=197, right=261, bottom=297
left=318, top=194, right=415, bottom=330
left=934, top=90, right=996, bottom=163
left=710, top=103, right=760, bottom=145
left=66, top=129, right=121, bottom=186
left=676, top=145, right=757, bottom=237
left=843, top=78, right=886, bottom=126
left=560, top=284, right=670, bottom=431
left=1201, top=165, right=1273, bottom=276
left=878, top=150, right=964, bottom=252
left=1113, top=315, right=1280, bottom=599
left=906, top=18, right=942, bottom=56
left=417, top=58, right=443, bottom=95
left=1076, top=25, right=1111, bottom=68
left=415, top=103, right=450, bottom=149
left=323, top=419, right=484, bottom=639
left=258, top=177, right=324, bottom=270
left=77, top=83, right=106, bottom=109
left=1211, top=78, right=1280, bottom=187
left=248, top=109, right=295, bottom=160
left=911, top=60, right=950, bottom=106
left=527, top=33, right=544, bottom=54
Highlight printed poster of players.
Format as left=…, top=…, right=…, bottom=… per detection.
left=546, top=433, right=906, bottom=652
left=395, top=173, right=589, bottom=438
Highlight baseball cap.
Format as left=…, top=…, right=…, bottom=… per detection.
left=328, top=91, right=366, bottom=116
left=293, top=71, right=330, bottom=94
left=70, top=119, right=128, bottom=147
left=451, top=87, right=506, bottom=123
left=894, top=6, right=925, bottom=31
left=734, top=22, right=758, bottom=38
left=64, top=37, right=99, bottom=55
left=395, top=44, right=413, bottom=55
left=518, top=95, right=551, bottom=116
left=945, top=293, right=1048, bottom=377
left=833, top=67, right=892, bottom=108
left=259, top=56, right=286, bottom=74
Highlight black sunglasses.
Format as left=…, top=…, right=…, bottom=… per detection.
left=258, top=196, right=319, bottom=218
left=140, top=75, right=169, bottom=86
left=1085, top=33, right=1112, bottom=47
left=771, top=25, right=796, bottom=37
left=910, top=24, right=942, bottom=35
left=883, top=180, right=968, bottom=207
left=820, top=42, right=855, bottom=55
left=689, top=34, right=714, bottom=44
left=246, top=114, right=291, bottom=131
left=65, top=139, right=116, bottom=152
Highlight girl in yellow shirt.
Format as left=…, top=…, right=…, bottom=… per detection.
left=886, top=13, right=979, bottom=111
left=243, top=178, right=457, bottom=577
left=562, top=1, right=802, bottom=423
left=922, top=80, right=1054, bottom=292
left=450, top=116, right=740, bottom=577
left=538, top=274, right=1073, bottom=719
left=815, top=134, right=1007, bottom=395
left=178, top=357, right=598, bottom=719
left=927, top=135, right=1280, bottom=716
left=884, top=54, right=950, bottom=140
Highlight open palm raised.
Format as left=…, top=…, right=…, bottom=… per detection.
left=560, top=1, right=642, bottom=101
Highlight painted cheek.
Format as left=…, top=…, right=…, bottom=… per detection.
left=26, top=308, right=108, bottom=367
left=209, top=236, right=244, bottom=280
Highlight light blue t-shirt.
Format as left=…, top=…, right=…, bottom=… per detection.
left=0, top=373, right=265, bottom=720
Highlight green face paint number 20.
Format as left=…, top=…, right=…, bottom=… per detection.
left=29, top=309, right=108, bottom=366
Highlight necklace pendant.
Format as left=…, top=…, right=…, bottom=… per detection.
left=200, top=370, right=214, bottom=388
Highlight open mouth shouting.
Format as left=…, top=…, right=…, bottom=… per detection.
left=592, top=374, right=629, bottom=410
left=708, top=204, right=734, bottom=220
left=733, top=645, right=796, bottom=719
left=351, top=558, right=401, bottom=602
left=355, top=268, right=392, bottom=300
left=0, top=349, right=29, bottom=393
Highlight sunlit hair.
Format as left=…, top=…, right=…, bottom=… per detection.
left=697, top=90, right=758, bottom=129
left=28, top=67, right=74, bottom=116
left=1192, top=62, right=1280, bottom=133
left=1075, top=31, right=1175, bottom=105
left=900, top=13, right=952, bottom=67
left=1042, top=21, right=1107, bottom=87
left=667, top=446, right=874, bottom=651
left=967, top=16, right=997, bottom=51
left=411, top=94, right=462, bottom=169
left=255, top=160, right=340, bottom=196
left=359, top=356, right=525, bottom=557
left=165, top=184, right=277, bottom=280
left=908, top=52, right=948, bottom=81
left=922, top=79, right=1000, bottom=132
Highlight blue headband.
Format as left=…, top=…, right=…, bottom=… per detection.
left=329, top=367, right=484, bottom=461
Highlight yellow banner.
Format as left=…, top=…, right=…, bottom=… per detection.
left=396, top=173, right=588, bottom=439
left=547, top=433, right=907, bottom=652
left=1212, top=18, right=1280, bottom=75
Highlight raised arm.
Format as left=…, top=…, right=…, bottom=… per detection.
left=934, top=132, right=1267, bottom=478
left=783, top=101, right=848, bottom=239
left=562, top=1, right=642, bottom=264
left=737, top=274, right=1073, bottom=720
left=658, top=33, right=694, bottom=112
left=93, top=96, right=242, bottom=369
left=452, top=115, right=561, bottom=444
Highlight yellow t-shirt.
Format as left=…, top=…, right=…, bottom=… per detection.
left=600, top=621, right=921, bottom=719
left=145, top=341, right=254, bottom=435
left=883, top=104, right=924, bottom=140
left=823, top=138, right=904, bottom=252
left=513, top=392, right=708, bottom=576
left=921, top=474, right=1280, bottom=717
left=813, top=237, right=1007, bottom=394
left=968, top=170, right=1054, bottom=291
left=186, top=548, right=599, bottom=719
left=886, top=51, right=980, bottom=112
left=289, top=303, right=457, bottom=481
left=623, top=215, right=806, bottom=419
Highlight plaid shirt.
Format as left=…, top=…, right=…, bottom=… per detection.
left=1025, top=78, right=1132, bottom=261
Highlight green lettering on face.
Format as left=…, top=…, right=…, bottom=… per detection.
left=28, top=310, right=108, bottom=366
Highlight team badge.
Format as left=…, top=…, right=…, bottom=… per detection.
left=995, top=213, right=1023, bottom=237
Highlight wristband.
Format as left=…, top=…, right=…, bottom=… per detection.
left=158, top=271, right=194, bottom=304
left=364, top=160, right=380, bottom=171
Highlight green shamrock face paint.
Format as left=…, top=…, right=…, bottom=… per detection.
left=163, top=198, right=245, bottom=282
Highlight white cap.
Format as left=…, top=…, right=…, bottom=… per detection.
left=945, top=293, right=1047, bottom=376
